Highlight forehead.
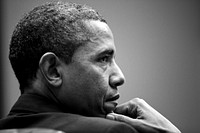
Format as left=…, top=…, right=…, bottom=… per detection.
left=86, top=20, right=113, bottom=38
left=73, top=20, right=116, bottom=60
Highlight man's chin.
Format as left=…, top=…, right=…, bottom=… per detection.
left=103, top=101, right=118, bottom=114
left=75, top=102, right=118, bottom=118
left=86, top=102, right=118, bottom=118
left=84, top=107, right=107, bottom=118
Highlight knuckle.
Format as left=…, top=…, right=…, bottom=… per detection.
left=133, top=98, right=146, bottom=107
left=128, top=99, right=135, bottom=105
left=133, top=98, right=144, bottom=104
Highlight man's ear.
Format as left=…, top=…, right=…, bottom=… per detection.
left=39, top=52, right=62, bottom=87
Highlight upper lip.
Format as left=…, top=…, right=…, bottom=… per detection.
left=106, top=94, right=120, bottom=102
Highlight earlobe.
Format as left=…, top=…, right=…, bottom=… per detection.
left=39, top=52, right=62, bottom=87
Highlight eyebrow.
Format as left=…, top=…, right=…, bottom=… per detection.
left=97, top=49, right=114, bottom=57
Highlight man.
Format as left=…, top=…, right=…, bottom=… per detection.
left=0, top=2, right=180, bottom=133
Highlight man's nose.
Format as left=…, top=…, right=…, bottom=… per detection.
left=109, top=62, right=125, bottom=88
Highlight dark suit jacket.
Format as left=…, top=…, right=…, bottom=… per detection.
left=0, top=94, right=138, bottom=133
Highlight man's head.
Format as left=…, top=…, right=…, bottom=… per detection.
left=9, top=2, right=106, bottom=92
left=9, top=2, right=125, bottom=117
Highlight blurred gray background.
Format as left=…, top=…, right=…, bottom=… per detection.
left=1, top=0, right=200, bottom=132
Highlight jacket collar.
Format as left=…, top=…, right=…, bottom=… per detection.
left=9, top=93, right=63, bottom=116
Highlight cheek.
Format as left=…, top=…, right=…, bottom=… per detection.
left=70, top=64, right=110, bottom=103
left=86, top=69, right=109, bottom=98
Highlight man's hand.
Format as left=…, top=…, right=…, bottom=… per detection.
left=106, top=98, right=181, bottom=133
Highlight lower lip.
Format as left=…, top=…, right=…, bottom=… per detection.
left=104, top=101, right=118, bottom=113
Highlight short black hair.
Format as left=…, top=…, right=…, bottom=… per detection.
left=9, top=2, right=106, bottom=92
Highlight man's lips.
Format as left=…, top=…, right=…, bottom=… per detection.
left=106, top=94, right=120, bottom=102
left=104, top=94, right=120, bottom=113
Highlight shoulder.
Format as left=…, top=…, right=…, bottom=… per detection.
left=0, top=112, right=138, bottom=133
left=42, top=112, right=138, bottom=133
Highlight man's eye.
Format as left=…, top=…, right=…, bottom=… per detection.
left=99, top=56, right=109, bottom=63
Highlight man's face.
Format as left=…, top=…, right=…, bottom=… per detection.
left=59, top=20, right=125, bottom=117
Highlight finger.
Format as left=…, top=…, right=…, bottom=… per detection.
left=106, top=113, right=139, bottom=125
left=114, top=99, right=139, bottom=118
left=106, top=113, right=115, bottom=120
left=114, top=102, right=129, bottom=114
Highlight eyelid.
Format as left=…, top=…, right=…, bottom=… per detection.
left=95, top=49, right=115, bottom=63
left=98, top=54, right=113, bottom=63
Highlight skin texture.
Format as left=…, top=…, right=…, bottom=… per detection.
left=59, top=20, right=125, bottom=117
left=38, top=20, right=125, bottom=117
